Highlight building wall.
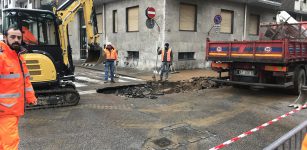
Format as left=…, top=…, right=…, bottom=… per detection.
left=165, top=0, right=277, bottom=69
left=95, top=0, right=165, bottom=70
left=68, top=15, right=81, bottom=60
left=294, top=0, right=307, bottom=12
left=94, top=0, right=276, bottom=70
left=1, top=0, right=278, bottom=71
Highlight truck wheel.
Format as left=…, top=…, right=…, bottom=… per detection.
left=292, top=69, right=306, bottom=95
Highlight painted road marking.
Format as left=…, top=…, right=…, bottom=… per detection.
left=78, top=90, right=97, bottom=95
left=74, top=82, right=87, bottom=87
left=75, top=76, right=101, bottom=83
left=75, top=75, right=143, bottom=84
left=118, top=79, right=129, bottom=82
left=119, top=76, right=144, bottom=81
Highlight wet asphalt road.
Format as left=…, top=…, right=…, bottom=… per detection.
left=19, top=67, right=307, bottom=150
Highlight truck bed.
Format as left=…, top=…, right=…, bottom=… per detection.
left=206, top=39, right=307, bottom=63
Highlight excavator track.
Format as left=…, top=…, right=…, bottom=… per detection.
left=26, top=83, right=80, bottom=110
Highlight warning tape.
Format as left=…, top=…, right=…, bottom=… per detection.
left=209, top=104, right=307, bottom=150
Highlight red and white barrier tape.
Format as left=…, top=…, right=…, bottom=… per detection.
left=209, top=104, right=307, bottom=150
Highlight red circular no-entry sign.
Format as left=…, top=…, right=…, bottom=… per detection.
left=146, top=7, right=156, bottom=19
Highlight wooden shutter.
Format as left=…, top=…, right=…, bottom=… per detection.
left=113, top=10, right=118, bottom=33
left=180, top=3, right=196, bottom=31
left=249, top=14, right=259, bottom=35
left=127, top=6, right=139, bottom=32
left=96, top=13, right=103, bottom=33
left=221, top=10, right=233, bottom=33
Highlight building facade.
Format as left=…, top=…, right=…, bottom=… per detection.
left=1, top=0, right=307, bottom=70
left=95, top=0, right=282, bottom=70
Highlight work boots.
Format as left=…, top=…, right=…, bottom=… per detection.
left=289, top=85, right=307, bottom=108
left=159, top=76, right=163, bottom=82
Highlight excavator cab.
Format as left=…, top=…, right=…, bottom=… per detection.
left=2, top=8, right=80, bottom=109
left=1, top=0, right=102, bottom=109
left=3, top=8, right=74, bottom=84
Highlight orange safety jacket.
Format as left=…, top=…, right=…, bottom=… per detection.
left=104, top=48, right=118, bottom=61
left=0, top=41, right=37, bottom=116
left=161, top=48, right=172, bottom=62
left=22, top=26, right=38, bottom=45
left=303, top=134, right=307, bottom=150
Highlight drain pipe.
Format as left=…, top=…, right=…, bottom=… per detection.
left=161, top=0, right=166, bottom=47
left=103, top=3, right=107, bottom=43
left=243, top=2, right=248, bottom=40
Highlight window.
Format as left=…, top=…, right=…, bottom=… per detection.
left=37, top=20, right=57, bottom=45
left=96, top=13, right=103, bottom=34
left=127, top=51, right=139, bottom=59
left=178, top=52, right=195, bottom=60
left=127, top=6, right=138, bottom=32
left=179, top=3, right=197, bottom=31
left=125, top=51, right=139, bottom=67
left=3, top=11, right=57, bottom=45
left=113, top=10, right=118, bottom=33
left=304, top=0, right=307, bottom=3
left=126, top=6, right=139, bottom=32
left=249, top=14, right=260, bottom=35
left=220, top=9, right=234, bottom=34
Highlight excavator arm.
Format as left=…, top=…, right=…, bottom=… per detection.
left=56, top=0, right=101, bottom=66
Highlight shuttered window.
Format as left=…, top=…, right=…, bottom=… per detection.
left=127, top=6, right=139, bottom=32
left=249, top=14, right=260, bottom=35
left=96, top=13, right=103, bottom=33
left=113, top=10, right=118, bottom=33
left=220, top=9, right=234, bottom=34
left=179, top=3, right=197, bottom=31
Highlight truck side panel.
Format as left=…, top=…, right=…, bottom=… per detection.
left=207, top=40, right=286, bottom=63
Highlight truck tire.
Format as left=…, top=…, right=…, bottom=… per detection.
left=292, top=68, right=306, bottom=95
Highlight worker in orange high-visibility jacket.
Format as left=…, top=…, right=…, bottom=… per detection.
left=302, top=134, right=307, bottom=150
left=0, top=26, right=37, bottom=150
left=21, top=22, right=38, bottom=45
left=22, top=26, right=38, bottom=45
left=157, top=43, right=173, bottom=81
left=103, top=42, right=118, bottom=83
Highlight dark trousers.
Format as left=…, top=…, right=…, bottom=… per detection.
left=105, top=61, right=115, bottom=81
left=160, top=62, right=171, bottom=80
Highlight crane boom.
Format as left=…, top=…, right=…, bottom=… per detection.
left=56, top=0, right=100, bottom=65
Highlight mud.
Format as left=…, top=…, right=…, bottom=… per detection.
left=97, top=77, right=223, bottom=99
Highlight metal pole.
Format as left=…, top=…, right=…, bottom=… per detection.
left=243, top=2, right=248, bottom=40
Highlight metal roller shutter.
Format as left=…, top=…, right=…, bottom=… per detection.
left=221, top=10, right=233, bottom=33
left=180, top=3, right=196, bottom=31
left=96, top=13, right=103, bottom=33
left=113, top=10, right=118, bottom=33
left=249, top=14, right=259, bottom=35
left=127, top=6, right=139, bottom=32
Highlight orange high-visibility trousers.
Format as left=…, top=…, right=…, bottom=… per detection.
left=0, top=116, right=19, bottom=150
left=303, top=134, right=307, bottom=150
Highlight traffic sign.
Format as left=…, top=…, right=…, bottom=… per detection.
left=146, top=19, right=155, bottom=29
left=146, top=7, right=156, bottom=19
left=214, top=15, right=222, bottom=24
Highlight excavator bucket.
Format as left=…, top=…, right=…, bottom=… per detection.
left=289, top=85, right=307, bottom=108
left=82, top=44, right=105, bottom=67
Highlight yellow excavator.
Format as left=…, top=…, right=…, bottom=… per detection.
left=2, top=0, right=103, bottom=109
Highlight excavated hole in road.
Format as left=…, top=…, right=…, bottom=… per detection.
left=97, top=77, right=223, bottom=99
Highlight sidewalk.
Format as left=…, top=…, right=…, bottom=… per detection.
left=74, top=60, right=223, bottom=82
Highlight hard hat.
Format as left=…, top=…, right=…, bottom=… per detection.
left=106, top=42, right=112, bottom=46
